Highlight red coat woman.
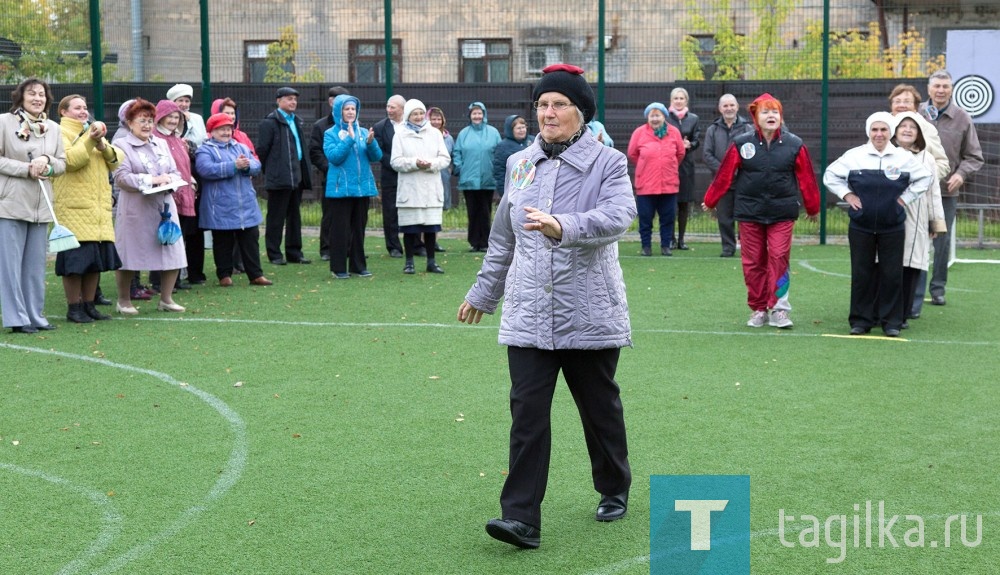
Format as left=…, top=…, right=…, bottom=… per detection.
left=627, top=102, right=685, bottom=256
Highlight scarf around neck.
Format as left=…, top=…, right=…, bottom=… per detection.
left=539, top=127, right=585, bottom=159
left=15, top=108, right=48, bottom=141
left=670, top=106, right=689, bottom=120
left=653, top=124, right=667, bottom=139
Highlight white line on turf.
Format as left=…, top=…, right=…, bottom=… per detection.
left=0, top=343, right=248, bottom=574
left=0, top=462, right=123, bottom=575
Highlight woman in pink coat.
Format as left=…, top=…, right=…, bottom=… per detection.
left=627, top=102, right=685, bottom=256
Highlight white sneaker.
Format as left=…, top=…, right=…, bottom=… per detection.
left=747, top=310, right=768, bottom=328
left=769, top=309, right=793, bottom=328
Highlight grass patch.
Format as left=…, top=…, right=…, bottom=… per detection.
left=2, top=240, right=997, bottom=574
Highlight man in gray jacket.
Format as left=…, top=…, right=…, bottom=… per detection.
left=703, top=94, right=753, bottom=257
left=458, top=64, right=636, bottom=550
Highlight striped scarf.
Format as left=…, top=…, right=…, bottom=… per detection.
left=14, top=108, right=48, bottom=141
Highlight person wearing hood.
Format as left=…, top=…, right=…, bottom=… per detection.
left=824, top=112, right=932, bottom=337
left=310, top=86, right=351, bottom=261
left=323, top=94, right=382, bottom=279
left=195, top=113, right=271, bottom=288
left=627, top=102, right=686, bottom=257
left=492, top=114, right=534, bottom=197
left=892, top=112, right=946, bottom=329
left=151, top=99, right=198, bottom=292
left=391, top=99, right=451, bottom=275
left=703, top=93, right=820, bottom=330
left=452, top=101, right=501, bottom=252
left=211, top=98, right=258, bottom=159
left=458, top=64, right=636, bottom=549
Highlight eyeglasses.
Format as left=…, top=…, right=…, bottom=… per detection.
left=533, top=100, right=574, bottom=112
left=133, top=118, right=155, bottom=126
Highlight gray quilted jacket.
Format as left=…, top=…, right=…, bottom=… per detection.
left=464, top=131, right=636, bottom=350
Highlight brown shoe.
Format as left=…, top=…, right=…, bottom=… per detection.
left=250, top=276, right=273, bottom=286
left=219, top=277, right=233, bottom=287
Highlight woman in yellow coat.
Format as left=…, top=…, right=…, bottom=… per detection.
left=53, top=94, right=124, bottom=323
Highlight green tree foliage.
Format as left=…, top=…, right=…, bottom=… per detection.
left=681, top=0, right=944, bottom=80
left=0, top=0, right=114, bottom=83
left=264, top=26, right=323, bottom=83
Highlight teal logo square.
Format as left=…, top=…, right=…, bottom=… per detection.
left=650, top=475, right=750, bottom=575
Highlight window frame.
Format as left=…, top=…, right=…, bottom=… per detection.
left=244, top=40, right=277, bottom=83
left=348, top=39, right=402, bottom=83
left=458, top=38, right=512, bottom=83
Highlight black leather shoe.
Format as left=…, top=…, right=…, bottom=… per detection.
left=426, top=262, right=444, bottom=274
left=661, top=246, right=672, bottom=256
left=901, top=321, right=909, bottom=330
left=434, top=243, right=446, bottom=253
left=290, top=257, right=312, bottom=264
left=403, top=263, right=415, bottom=275
left=270, top=258, right=287, bottom=265
left=640, top=246, right=651, bottom=256
left=931, top=295, right=946, bottom=306
left=720, top=250, right=735, bottom=258
left=36, top=324, right=58, bottom=331
left=12, top=326, right=39, bottom=334
left=485, top=519, right=540, bottom=549
left=95, top=294, right=113, bottom=305
left=596, top=491, right=628, bottom=522
left=676, top=242, right=690, bottom=250
left=850, top=326, right=870, bottom=335
left=389, top=249, right=403, bottom=258
left=320, top=253, right=331, bottom=261
left=884, top=328, right=901, bottom=337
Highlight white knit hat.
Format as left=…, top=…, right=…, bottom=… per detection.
left=166, top=83, right=194, bottom=102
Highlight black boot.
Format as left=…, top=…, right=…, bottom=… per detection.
left=84, top=301, right=112, bottom=321
left=426, top=258, right=444, bottom=274
left=403, top=258, right=415, bottom=274
left=67, top=302, right=95, bottom=324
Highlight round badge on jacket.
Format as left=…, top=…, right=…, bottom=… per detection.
left=510, top=158, right=536, bottom=190
left=739, top=142, right=756, bottom=160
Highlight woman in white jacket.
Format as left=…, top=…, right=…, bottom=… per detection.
left=390, top=99, right=451, bottom=274
left=892, top=112, right=947, bottom=329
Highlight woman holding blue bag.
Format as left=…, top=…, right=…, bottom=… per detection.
left=323, top=94, right=382, bottom=279
left=112, top=98, right=187, bottom=314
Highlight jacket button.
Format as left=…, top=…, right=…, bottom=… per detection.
left=544, top=284, right=552, bottom=293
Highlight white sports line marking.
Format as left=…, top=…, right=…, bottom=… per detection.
left=0, top=462, right=123, bottom=575
left=0, top=343, right=247, bottom=575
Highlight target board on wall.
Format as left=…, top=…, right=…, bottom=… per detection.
left=947, top=30, right=999, bottom=123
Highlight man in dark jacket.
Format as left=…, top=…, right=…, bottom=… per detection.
left=257, top=86, right=312, bottom=265
left=373, top=95, right=415, bottom=257
left=310, top=86, right=351, bottom=261
left=703, top=94, right=754, bottom=257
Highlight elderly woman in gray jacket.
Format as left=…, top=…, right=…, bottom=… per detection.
left=0, top=77, right=67, bottom=333
left=458, top=64, right=636, bottom=550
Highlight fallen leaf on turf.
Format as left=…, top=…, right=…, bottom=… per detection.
left=11, top=440, right=19, bottom=446
left=116, top=394, right=125, bottom=398
left=248, top=520, right=256, bottom=526
left=292, top=433, right=301, bottom=438
left=107, top=490, right=115, bottom=497
left=179, top=382, right=189, bottom=387
left=234, top=381, right=244, bottom=387
left=501, top=470, right=508, bottom=476
left=273, top=394, right=280, bottom=399
left=428, top=375, right=440, bottom=380
left=456, top=417, right=464, bottom=422
left=479, top=472, right=485, bottom=477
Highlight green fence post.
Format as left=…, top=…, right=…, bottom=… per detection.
left=201, top=0, right=211, bottom=113
left=89, top=0, right=103, bottom=120
left=597, top=0, right=605, bottom=123
left=384, top=0, right=393, bottom=100
left=819, top=0, right=831, bottom=245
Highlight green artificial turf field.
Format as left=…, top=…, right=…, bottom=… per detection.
left=2, top=239, right=997, bottom=574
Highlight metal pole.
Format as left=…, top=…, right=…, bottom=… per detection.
left=597, top=0, right=605, bottom=123
left=130, top=0, right=143, bottom=80
left=819, top=0, right=831, bottom=245
left=384, top=0, right=393, bottom=99
left=89, top=0, right=103, bottom=121
left=201, top=0, right=211, bottom=111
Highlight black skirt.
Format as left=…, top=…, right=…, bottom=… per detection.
left=55, top=241, right=122, bottom=276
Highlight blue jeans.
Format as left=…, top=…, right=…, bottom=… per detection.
left=636, top=194, right=677, bottom=248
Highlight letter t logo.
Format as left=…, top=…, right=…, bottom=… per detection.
left=675, top=499, right=729, bottom=550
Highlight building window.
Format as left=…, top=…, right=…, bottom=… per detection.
left=245, top=41, right=278, bottom=83
left=459, top=39, right=511, bottom=82
left=349, top=40, right=401, bottom=83
left=691, top=35, right=718, bottom=80
left=524, top=45, right=563, bottom=76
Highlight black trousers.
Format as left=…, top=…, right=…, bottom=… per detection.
left=464, top=189, right=493, bottom=250
left=715, top=189, right=737, bottom=254
left=501, top=346, right=631, bottom=529
left=320, top=196, right=335, bottom=257
left=848, top=227, right=905, bottom=331
left=265, top=187, right=304, bottom=262
left=212, top=228, right=264, bottom=281
left=329, top=197, right=369, bottom=275
left=381, top=185, right=403, bottom=254
left=181, top=214, right=205, bottom=283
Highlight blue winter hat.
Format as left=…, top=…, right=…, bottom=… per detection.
left=644, top=102, right=669, bottom=119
